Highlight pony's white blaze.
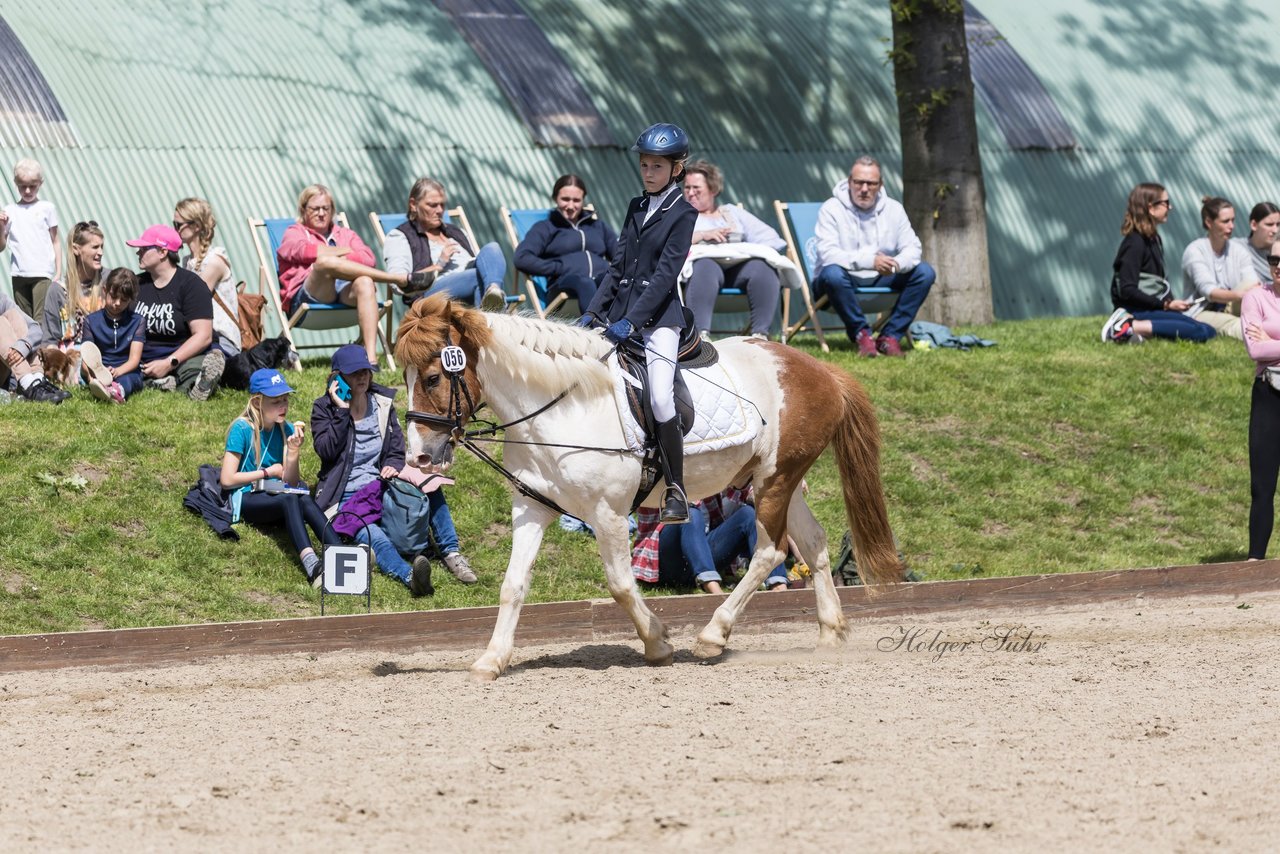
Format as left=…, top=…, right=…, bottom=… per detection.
left=396, top=299, right=901, bottom=680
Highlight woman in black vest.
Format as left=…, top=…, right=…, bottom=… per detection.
left=382, top=178, right=508, bottom=311
left=580, top=123, right=697, bottom=524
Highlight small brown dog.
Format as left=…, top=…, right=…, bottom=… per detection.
left=37, top=347, right=77, bottom=388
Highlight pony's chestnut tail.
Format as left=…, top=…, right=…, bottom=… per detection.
left=830, top=370, right=902, bottom=587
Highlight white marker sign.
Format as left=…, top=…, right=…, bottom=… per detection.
left=323, top=544, right=371, bottom=595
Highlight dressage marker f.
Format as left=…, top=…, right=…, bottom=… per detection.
left=321, top=543, right=372, bottom=615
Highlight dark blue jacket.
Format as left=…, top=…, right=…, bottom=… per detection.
left=587, top=188, right=696, bottom=330
left=514, top=208, right=618, bottom=286
left=311, top=382, right=406, bottom=513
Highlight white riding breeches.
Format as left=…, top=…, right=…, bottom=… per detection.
left=642, top=325, right=679, bottom=423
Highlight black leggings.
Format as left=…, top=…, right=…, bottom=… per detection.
left=1248, top=378, right=1280, bottom=559
left=239, top=491, right=339, bottom=564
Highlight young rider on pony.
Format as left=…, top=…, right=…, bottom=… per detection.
left=578, top=123, right=698, bottom=524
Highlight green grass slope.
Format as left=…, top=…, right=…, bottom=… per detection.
left=0, top=315, right=1256, bottom=634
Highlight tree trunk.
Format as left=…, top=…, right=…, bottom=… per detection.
left=890, top=0, right=993, bottom=326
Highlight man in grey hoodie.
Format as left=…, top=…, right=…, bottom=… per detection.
left=813, top=156, right=936, bottom=357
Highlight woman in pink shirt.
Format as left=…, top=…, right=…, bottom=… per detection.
left=276, top=184, right=427, bottom=366
left=1241, top=240, right=1280, bottom=558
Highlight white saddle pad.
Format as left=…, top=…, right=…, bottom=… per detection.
left=609, top=353, right=760, bottom=455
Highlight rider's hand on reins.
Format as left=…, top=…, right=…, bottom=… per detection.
left=604, top=318, right=635, bottom=344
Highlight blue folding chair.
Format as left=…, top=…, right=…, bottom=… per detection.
left=774, top=201, right=898, bottom=353
left=501, top=206, right=580, bottom=319
left=248, top=212, right=395, bottom=369
left=369, top=207, right=522, bottom=314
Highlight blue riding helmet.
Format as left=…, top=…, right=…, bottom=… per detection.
left=631, top=123, right=689, bottom=161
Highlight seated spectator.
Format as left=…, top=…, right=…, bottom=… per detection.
left=382, top=177, right=507, bottom=311
left=814, top=155, right=936, bottom=357
left=0, top=289, right=67, bottom=403
left=128, top=224, right=225, bottom=399
left=1235, top=202, right=1280, bottom=287
left=1180, top=196, right=1259, bottom=340
left=78, top=267, right=145, bottom=404
left=1102, top=183, right=1215, bottom=344
left=174, top=197, right=240, bottom=357
left=311, top=345, right=473, bottom=596
left=1242, top=241, right=1280, bottom=559
left=631, top=486, right=788, bottom=594
left=220, top=368, right=337, bottom=584
left=681, top=160, right=787, bottom=340
left=42, top=221, right=106, bottom=351
left=513, top=174, right=616, bottom=315
left=277, top=184, right=425, bottom=367
left=1, top=158, right=61, bottom=322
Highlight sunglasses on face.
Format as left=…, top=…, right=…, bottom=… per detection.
left=1152, top=199, right=1172, bottom=209
left=1268, top=255, right=1280, bottom=267
left=851, top=180, right=882, bottom=188
left=172, top=219, right=191, bottom=230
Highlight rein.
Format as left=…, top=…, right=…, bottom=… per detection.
left=403, top=343, right=632, bottom=519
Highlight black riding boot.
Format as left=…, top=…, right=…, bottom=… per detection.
left=655, top=416, right=689, bottom=524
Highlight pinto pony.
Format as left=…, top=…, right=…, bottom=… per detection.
left=396, top=294, right=900, bottom=680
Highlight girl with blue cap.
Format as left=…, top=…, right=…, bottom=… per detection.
left=220, top=367, right=336, bottom=583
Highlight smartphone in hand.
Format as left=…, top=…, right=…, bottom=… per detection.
left=335, top=375, right=352, bottom=401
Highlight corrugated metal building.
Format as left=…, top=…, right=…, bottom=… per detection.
left=1, top=0, right=1277, bottom=336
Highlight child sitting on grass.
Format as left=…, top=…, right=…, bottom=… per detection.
left=220, top=368, right=338, bottom=585
left=78, top=267, right=145, bottom=403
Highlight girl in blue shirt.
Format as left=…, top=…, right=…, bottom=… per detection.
left=219, top=368, right=336, bottom=583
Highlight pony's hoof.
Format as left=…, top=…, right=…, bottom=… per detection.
left=691, top=637, right=725, bottom=659
left=645, top=643, right=675, bottom=667
left=469, top=663, right=500, bottom=683
left=817, top=625, right=850, bottom=648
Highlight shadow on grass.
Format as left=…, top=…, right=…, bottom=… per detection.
left=1197, top=550, right=1250, bottom=564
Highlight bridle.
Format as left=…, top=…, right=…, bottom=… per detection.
left=403, top=341, right=629, bottom=518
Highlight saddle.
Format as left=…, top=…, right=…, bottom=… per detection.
left=615, top=319, right=719, bottom=440
left=613, top=314, right=719, bottom=512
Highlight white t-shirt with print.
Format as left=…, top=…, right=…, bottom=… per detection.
left=3, top=199, right=59, bottom=277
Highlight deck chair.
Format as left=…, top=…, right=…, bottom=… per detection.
left=248, top=212, right=396, bottom=369
left=774, top=201, right=898, bottom=353
left=368, top=207, right=523, bottom=315
left=500, top=206, right=588, bottom=319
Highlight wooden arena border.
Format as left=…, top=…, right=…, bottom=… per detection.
left=2, top=560, right=1277, bottom=672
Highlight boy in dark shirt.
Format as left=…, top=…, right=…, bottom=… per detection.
left=79, top=267, right=146, bottom=403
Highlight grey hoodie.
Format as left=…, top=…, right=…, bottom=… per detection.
left=814, top=180, right=922, bottom=279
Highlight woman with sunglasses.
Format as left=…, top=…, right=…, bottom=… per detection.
left=1242, top=243, right=1280, bottom=559
left=174, top=197, right=239, bottom=356
left=1101, top=182, right=1215, bottom=344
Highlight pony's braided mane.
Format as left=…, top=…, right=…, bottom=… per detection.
left=394, top=295, right=615, bottom=396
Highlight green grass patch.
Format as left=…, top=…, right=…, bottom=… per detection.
left=0, top=315, right=1255, bottom=633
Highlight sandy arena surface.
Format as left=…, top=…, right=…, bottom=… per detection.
left=2, top=592, right=1279, bottom=852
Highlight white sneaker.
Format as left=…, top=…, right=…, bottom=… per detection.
left=481, top=284, right=506, bottom=312
left=1100, top=308, right=1134, bottom=343
left=79, top=342, right=113, bottom=389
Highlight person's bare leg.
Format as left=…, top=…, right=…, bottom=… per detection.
left=338, top=276, right=380, bottom=365
left=314, top=255, right=406, bottom=289
left=1133, top=320, right=1154, bottom=337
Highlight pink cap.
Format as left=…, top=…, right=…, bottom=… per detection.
left=125, top=224, right=182, bottom=252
